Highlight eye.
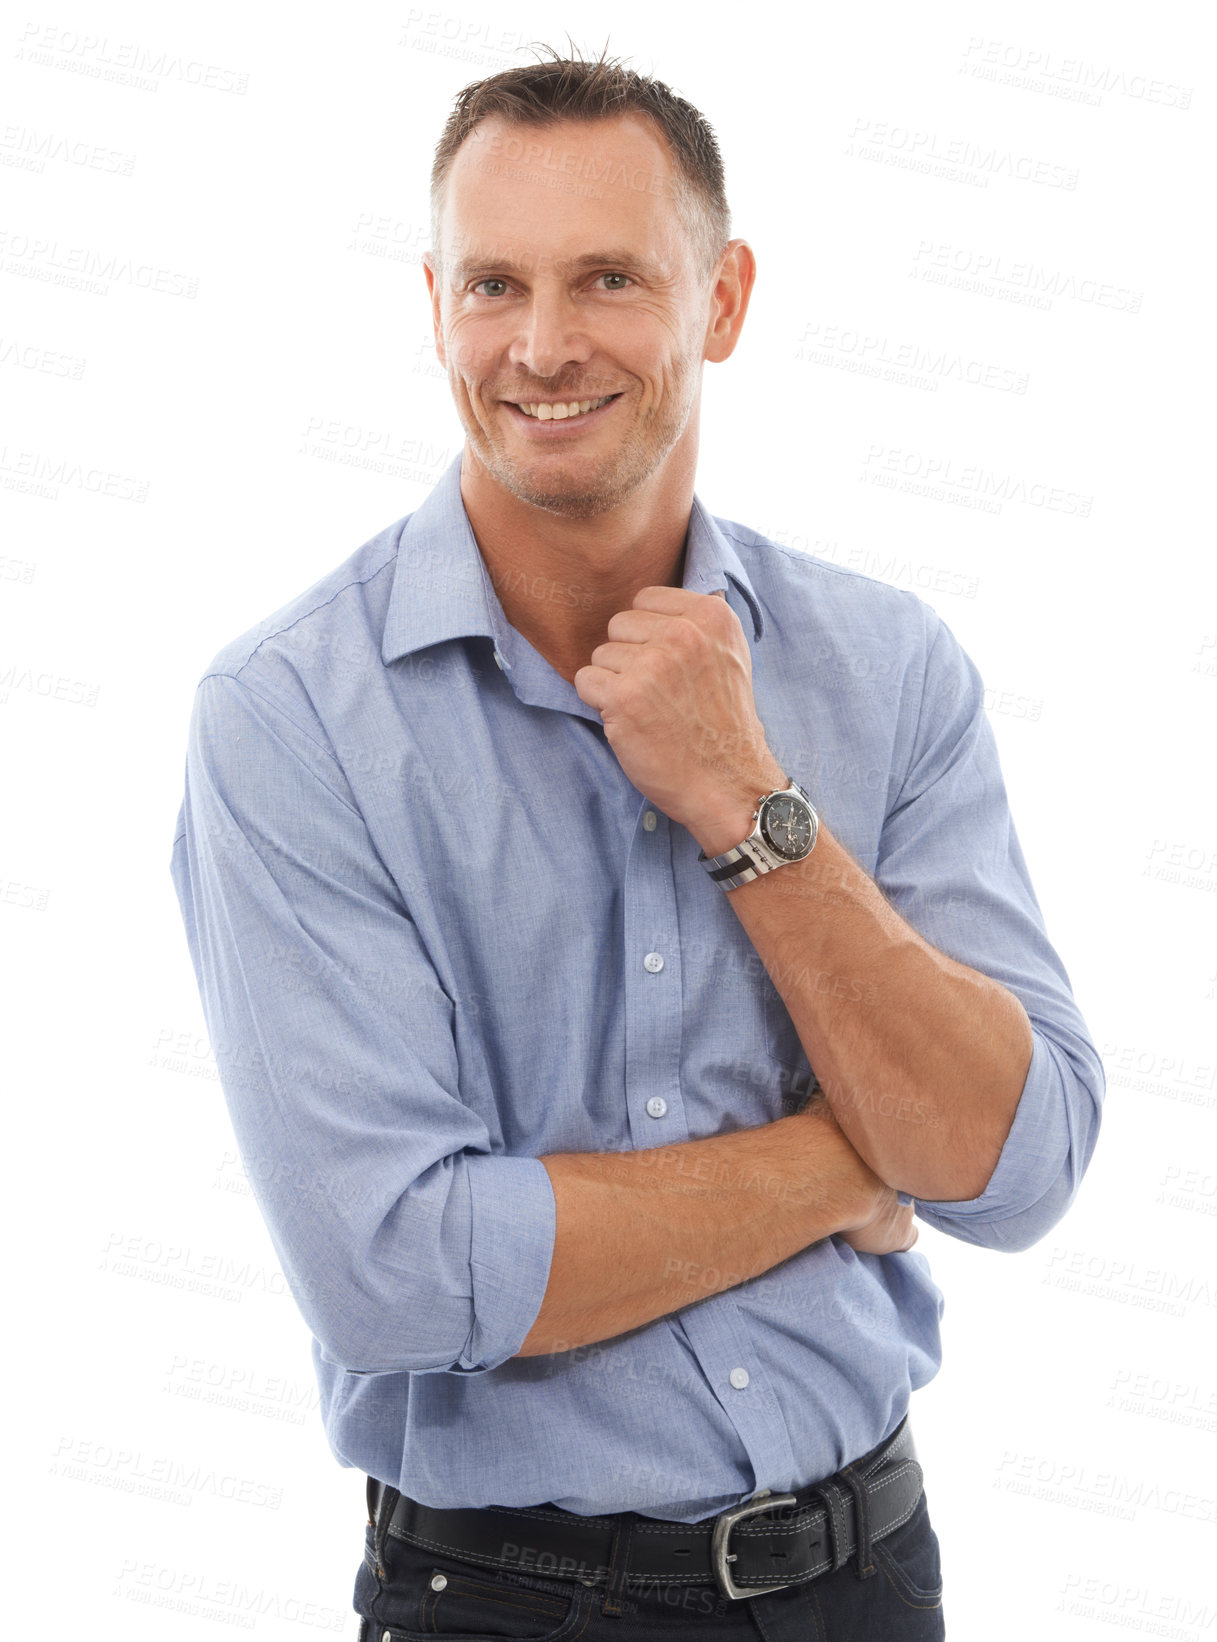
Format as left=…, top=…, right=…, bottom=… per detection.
left=596, top=272, right=632, bottom=291
left=473, top=278, right=509, bottom=297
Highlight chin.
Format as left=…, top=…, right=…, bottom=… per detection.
left=470, top=440, right=645, bottom=519
left=501, top=474, right=633, bottom=520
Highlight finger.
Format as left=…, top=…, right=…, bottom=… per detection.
left=571, top=663, right=615, bottom=710
left=630, top=585, right=707, bottom=614
left=603, top=608, right=670, bottom=644
left=586, top=639, right=648, bottom=675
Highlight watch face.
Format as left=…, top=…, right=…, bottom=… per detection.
left=760, top=794, right=815, bottom=860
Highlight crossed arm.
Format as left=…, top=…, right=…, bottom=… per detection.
left=516, top=1097, right=914, bottom=1358
left=521, top=592, right=1035, bottom=1359
left=174, top=634, right=1103, bottom=1376
left=516, top=813, right=1029, bottom=1359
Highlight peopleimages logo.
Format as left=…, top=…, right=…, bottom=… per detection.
left=114, top=1559, right=346, bottom=1631
left=859, top=446, right=1093, bottom=516
left=796, top=321, right=1028, bottom=394
left=846, top=118, right=1079, bottom=189
left=473, top=126, right=671, bottom=199
left=0, top=229, right=198, bottom=297
left=14, top=23, right=250, bottom=93
left=51, top=1437, right=283, bottom=1509
left=909, top=241, right=1143, bottom=313
left=959, top=37, right=1192, bottom=109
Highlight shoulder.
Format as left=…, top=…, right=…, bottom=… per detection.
left=712, top=512, right=940, bottom=653
left=198, top=515, right=409, bottom=689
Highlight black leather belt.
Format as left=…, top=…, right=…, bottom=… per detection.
left=367, top=1414, right=923, bottom=1602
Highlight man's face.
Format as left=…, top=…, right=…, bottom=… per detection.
left=425, top=114, right=720, bottom=519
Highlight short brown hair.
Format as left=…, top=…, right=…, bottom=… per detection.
left=430, top=45, right=731, bottom=275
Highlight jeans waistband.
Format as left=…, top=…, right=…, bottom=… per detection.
left=368, top=1414, right=923, bottom=1602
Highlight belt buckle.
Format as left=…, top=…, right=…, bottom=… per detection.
left=710, top=1488, right=799, bottom=1601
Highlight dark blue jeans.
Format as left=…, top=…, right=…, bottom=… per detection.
left=353, top=1479, right=945, bottom=1641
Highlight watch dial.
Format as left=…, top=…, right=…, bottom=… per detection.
left=761, top=795, right=814, bottom=860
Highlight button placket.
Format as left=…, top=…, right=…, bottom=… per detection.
left=673, top=1300, right=798, bottom=1499
left=623, top=800, right=685, bottom=1148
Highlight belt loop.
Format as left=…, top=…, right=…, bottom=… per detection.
left=839, top=1464, right=877, bottom=1579
left=373, top=1482, right=403, bottom=1580
left=600, top=1514, right=635, bottom=1616
left=816, top=1478, right=852, bottom=1573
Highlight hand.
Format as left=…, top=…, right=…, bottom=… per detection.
left=572, top=586, right=785, bottom=853
left=837, top=1185, right=918, bottom=1256
left=797, top=1096, right=919, bottom=1255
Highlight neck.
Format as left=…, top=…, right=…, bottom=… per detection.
left=459, top=441, right=699, bottom=686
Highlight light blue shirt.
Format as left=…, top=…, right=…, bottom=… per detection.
left=170, top=452, right=1104, bottom=1522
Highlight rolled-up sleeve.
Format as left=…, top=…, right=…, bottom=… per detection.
left=169, top=671, right=556, bottom=1371
left=875, top=609, right=1106, bottom=1252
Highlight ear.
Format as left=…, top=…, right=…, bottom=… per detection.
left=704, top=240, right=757, bottom=366
left=422, top=254, right=447, bottom=369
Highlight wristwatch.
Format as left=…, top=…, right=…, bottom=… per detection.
left=697, top=777, right=819, bottom=891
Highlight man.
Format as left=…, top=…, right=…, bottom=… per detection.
left=170, top=49, right=1105, bottom=1641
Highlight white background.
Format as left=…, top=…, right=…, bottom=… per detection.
left=3, top=1, right=1214, bottom=1637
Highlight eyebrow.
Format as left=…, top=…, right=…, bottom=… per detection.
left=448, top=249, right=668, bottom=282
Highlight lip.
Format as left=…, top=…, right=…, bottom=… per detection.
left=499, top=394, right=622, bottom=436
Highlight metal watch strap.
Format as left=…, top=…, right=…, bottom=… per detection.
left=700, top=840, right=776, bottom=889
left=698, top=778, right=818, bottom=891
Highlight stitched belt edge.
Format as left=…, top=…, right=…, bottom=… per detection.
left=371, top=1414, right=922, bottom=1595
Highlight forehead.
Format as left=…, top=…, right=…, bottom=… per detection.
left=439, top=113, right=688, bottom=270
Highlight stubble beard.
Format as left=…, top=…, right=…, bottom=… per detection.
left=456, top=360, right=700, bottom=520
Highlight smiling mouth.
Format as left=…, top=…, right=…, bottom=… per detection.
left=506, top=394, right=621, bottom=422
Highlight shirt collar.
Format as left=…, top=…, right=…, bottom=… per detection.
left=381, top=452, right=764, bottom=666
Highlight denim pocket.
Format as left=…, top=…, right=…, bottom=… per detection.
left=872, top=1486, right=944, bottom=1608
left=412, top=1565, right=588, bottom=1639
left=356, top=1522, right=592, bottom=1641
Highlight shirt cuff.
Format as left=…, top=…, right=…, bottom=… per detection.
left=911, top=1030, right=1067, bottom=1223
left=455, top=1154, right=557, bottom=1372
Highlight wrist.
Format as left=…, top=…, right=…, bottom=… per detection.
left=688, top=751, right=788, bottom=858
left=798, top=1101, right=884, bottom=1233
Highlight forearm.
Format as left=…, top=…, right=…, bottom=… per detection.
left=514, top=1102, right=877, bottom=1357
left=721, top=812, right=1034, bottom=1202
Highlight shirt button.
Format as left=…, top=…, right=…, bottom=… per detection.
left=642, top=810, right=658, bottom=832
left=729, top=1368, right=750, bottom=1390
left=429, top=1575, right=447, bottom=1591
left=646, top=1096, right=668, bottom=1119
left=643, top=952, right=664, bottom=973
left=493, top=650, right=505, bottom=669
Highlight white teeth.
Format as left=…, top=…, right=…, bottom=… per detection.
left=515, top=396, right=614, bottom=420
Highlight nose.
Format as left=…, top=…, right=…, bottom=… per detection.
left=506, top=285, right=593, bottom=380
